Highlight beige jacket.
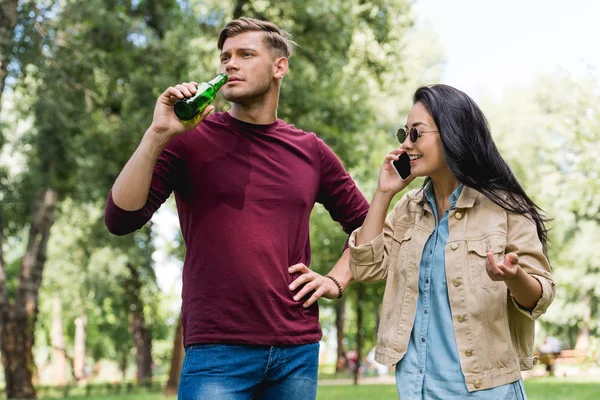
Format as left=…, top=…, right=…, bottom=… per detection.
left=349, top=186, right=555, bottom=391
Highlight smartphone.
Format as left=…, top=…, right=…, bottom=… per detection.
left=390, top=152, right=411, bottom=180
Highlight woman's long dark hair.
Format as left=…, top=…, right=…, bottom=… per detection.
left=414, top=84, right=549, bottom=254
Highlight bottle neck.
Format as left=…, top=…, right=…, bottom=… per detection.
left=209, top=73, right=228, bottom=91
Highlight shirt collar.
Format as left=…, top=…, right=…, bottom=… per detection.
left=423, top=181, right=464, bottom=211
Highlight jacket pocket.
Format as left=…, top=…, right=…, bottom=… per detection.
left=467, top=234, right=506, bottom=289
left=390, top=225, right=413, bottom=275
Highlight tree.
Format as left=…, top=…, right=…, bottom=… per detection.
left=39, top=199, right=168, bottom=384
left=1, top=0, right=192, bottom=396
left=164, top=315, right=184, bottom=396
left=1, top=1, right=56, bottom=395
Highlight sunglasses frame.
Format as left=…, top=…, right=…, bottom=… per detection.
left=396, top=127, right=439, bottom=144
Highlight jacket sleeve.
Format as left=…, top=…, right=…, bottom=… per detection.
left=506, top=211, right=555, bottom=320
left=348, top=193, right=410, bottom=283
left=104, top=136, right=187, bottom=236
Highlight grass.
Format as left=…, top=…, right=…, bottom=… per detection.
left=39, top=376, right=600, bottom=400
left=525, top=376, right=600, bottom=400
left=319, top=385, right=398, bottom=399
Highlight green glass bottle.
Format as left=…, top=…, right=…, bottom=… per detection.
left=174, top=73, right=228, bottom=120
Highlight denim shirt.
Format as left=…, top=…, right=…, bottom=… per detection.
left=396, top=183, right=525, bottom=400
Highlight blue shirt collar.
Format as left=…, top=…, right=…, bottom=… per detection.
left=424, top=181, right=464, bottom=211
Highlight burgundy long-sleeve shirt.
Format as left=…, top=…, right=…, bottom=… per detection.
left=105, top=112, right=369, bottom=346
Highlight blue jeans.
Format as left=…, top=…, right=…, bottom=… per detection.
left=502, top=379, right=528, bottom=400
left=178, top=343, right=319, bottom=400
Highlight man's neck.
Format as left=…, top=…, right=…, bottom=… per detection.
left=229, top=93, right=279, bottom=125
left=229, top=105, right=277, bottom=125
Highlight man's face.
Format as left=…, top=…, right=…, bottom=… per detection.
left=219, top=31, right=277, bottom=104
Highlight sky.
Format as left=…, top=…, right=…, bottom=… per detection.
left=152, top=0, right=600, bottom=292
left=413, top=0, right=600, bottom=101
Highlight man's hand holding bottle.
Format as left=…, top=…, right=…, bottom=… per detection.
left=148, top=73, right=228, bottom=145
left=149, top=82, right=215, bottom=145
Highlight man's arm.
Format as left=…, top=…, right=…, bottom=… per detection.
left=288, top=138, right=370, bottom=307
left=326, top=248, right=353, bottom=293
left=111, top=129, right=172, bottom=211
left=111, top=82, right=213, bottom=211
left=105, top=82, right=215, bottom=235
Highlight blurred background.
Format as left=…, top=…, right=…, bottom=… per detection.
left=0, top=0, right=598, bottom=399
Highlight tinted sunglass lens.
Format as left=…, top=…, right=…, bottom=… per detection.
left=410, top=127, right=419, bottom=142
left=397, top=129, right=407, bottom=143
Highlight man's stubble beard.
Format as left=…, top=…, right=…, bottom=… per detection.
left=222, top=76, right=273, bottom=106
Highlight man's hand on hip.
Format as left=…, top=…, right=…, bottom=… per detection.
left=288, top=264, right=341, bottom=308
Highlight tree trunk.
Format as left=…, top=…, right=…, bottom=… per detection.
left=131, top=310, right=153, bottom=384
left=120, top=352, right=128, bottom=381
left=335, top=298, right=347, bottom=373
left=51, top=296, right=67, bottom=386
left=0, top=0, right=19, bottom=109
left=125, top=262, right=153, bottom=384
left=354, top=285, right=364, bottom=385
left=0, top=188, right=57, bottom=399
left=164, top=314, right=184, bottom=396
left=73, top=312, right=87, bottom=380
left=0, top=311, right=37, bottom=399
left=575, top=293, right=591, bottom=351
left=232, top=0, right=249, bottom=19
left=0, top=0, right=19, bottom=387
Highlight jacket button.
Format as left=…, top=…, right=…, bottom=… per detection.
left=465, top=349, right=473, bottom=357
left=457, top=314, right=466, bottom=322
left=450, top=243, right=458, bottom=250
left=474, top=380, right=481, bottom=389
left=455, top=212, right=463, bottom=220
left=453, top=279, right=462, bottom=287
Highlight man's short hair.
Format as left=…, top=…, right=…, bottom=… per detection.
left=218, top=17, right=294, bottom=58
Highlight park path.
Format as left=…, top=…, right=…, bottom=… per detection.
left=320, top=366, right=600, bottom=386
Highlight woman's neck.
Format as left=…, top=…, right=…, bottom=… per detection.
left=430, top=172, right=461, bottom=219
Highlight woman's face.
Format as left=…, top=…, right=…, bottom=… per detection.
left=401, top=102, right=449, bottom=179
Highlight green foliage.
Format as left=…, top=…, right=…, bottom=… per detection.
left=37, top=199, right=171, bottom=369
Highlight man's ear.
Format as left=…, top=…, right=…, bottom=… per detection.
left=273, top=57, right=288, bottom=79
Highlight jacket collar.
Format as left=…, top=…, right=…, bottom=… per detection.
left=407, top=183, right=479, bottom=209
left=456, top=186, right=479, bottom=209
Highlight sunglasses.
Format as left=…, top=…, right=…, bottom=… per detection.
left=396, top=127, right=439, bottom=144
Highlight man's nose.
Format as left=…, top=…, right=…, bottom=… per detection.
left=225, top=57, right=239, bottom=72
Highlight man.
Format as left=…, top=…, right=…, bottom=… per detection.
left=105, top=17, right=369, bottom=399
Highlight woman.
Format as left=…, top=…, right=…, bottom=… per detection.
left=349, top=84, right=554, bottom=400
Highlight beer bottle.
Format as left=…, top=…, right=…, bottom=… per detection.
left=173, top=73, right=228, bottom=120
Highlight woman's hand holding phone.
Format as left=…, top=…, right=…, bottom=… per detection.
left=356, top=149, right=416, bottom=245
left=379, top=149, right=415, bottom=196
